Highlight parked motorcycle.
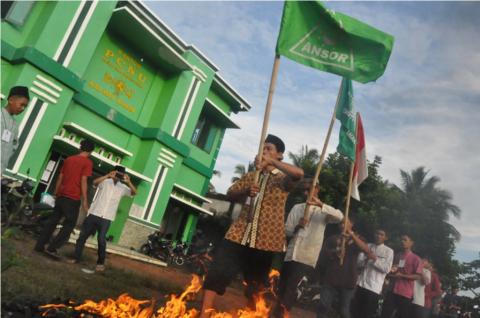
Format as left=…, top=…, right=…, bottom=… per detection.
left=1, top=176, right=35, bottom=227
left=139, top=231, right=172, bottom=261
left=1, top=174, right=54, bottom=235
left=139, top=232, right=213, bottom=270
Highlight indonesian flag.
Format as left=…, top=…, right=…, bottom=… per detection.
left=351, top=113, right=368, bottom=201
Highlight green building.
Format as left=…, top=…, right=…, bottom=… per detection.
left=1, top=1, right=250, bottom=248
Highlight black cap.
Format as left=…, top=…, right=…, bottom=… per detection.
left=115, top=165, right=126, bottom=173
left=8, top=86, right=30, bottom=100
left=265, top=134, right=285, bottom=153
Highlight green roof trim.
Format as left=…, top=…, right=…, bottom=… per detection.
left=73, top=92, right=190, bottom=157
left=183, top=157, right=212, bottom=178
left=1, top=40, right=84, bottom=91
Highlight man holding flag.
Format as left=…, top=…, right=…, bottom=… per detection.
left=273, top=178, right=344, bottom=317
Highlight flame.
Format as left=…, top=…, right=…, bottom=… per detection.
left=156, top=275, right=202, bottom=318
left=40, top=270, right=286, bottom=318
left=77, top=294, right=154, bottom=318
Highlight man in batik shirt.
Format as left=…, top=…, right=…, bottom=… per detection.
left=199, top=134, right=304, bottom=318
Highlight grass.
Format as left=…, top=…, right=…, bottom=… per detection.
left=1, top=231, right=184, bottom=306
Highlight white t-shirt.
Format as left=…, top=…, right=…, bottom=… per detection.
left=1, top=108, right=18, bottom=173
left=88, top=178, right=132, bottom=221
left=357, top=243, right=394, bottom=294
left=284, top=202, right=343, bottom=267
left=413, top=268, right=432, bottom=306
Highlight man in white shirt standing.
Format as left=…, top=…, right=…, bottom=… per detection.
left=273, top=178, right=343, bottom=317
left=411, top=258, right=432, bottom=318
left=354, top=229, right=394, bottom=318
left=1, top=86, right=29, bottom=173
left=68, top=166, right=136, bottom=272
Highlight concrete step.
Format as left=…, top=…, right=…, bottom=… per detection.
left=68, top=229, right=167, bottom=267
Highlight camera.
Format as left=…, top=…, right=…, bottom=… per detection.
left=116, top=172, right=124, bottom=179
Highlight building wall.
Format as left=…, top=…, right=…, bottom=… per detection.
left=1, top=0, right=249, bottom=246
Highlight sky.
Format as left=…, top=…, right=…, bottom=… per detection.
left=145, top=1, right=480, bottom=264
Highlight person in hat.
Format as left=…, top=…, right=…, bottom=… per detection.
left=199, top=134, right=304, bottom=318
left=67, top=166, right=136, bottom=272
left=35, top=139, right=95, bottom=257
left=1, top=86, right=30, bottom=173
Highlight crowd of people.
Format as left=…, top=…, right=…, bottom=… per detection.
left=197, top=133, right=464, bottom=318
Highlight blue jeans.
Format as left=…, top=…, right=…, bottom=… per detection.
left=74, top=214, right=111, bottom=264
left=316, top=285, right=355, bottom=318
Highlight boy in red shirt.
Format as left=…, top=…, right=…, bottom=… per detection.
left=381, top=234, right=423, bottom=318
left=35, top=139, right=94, bottom=257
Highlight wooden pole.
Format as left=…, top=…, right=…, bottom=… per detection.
left=247, top=55, right=281, bottom=222
left=339, top=112, right=359, bottom=265
left=339, top=159, right=355, bottom=265
left=303, top=80, right=343, bottom=220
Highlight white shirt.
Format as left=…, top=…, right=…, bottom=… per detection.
left=88, top=178, right=132, bottom=221
left=284, top=202, right=343, bottom=267
left=413, top=268, right=431, bottom=306
left=1, top=107, right=18, bottom=173
left=357, top=243, right=394, bottom=294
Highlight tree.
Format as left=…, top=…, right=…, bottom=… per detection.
left=287, top=145, right=320, bottom=177
left=459, top=253, right=480, bottom=299
left=231, top=162, right=254, bottom=183
left=208, top=170, right=222, bottom=193
left=396, top=167, right=461, bottom=282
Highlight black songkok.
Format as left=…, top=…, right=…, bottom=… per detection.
left=8, top=86, right=30, bottom=99
left=265, top=134, right=285, bottom=153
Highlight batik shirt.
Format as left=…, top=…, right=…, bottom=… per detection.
left=224, top=169, right=291, bottom=252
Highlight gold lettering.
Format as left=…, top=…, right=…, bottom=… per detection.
left=104, top=49, right=114, bottom=58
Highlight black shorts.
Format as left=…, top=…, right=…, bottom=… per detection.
left=203, top=239, right=274, bottom=296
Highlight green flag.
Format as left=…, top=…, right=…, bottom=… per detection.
left=276, top=1, right=394, bottom=83
left=336, top=78, right=356, bottom=161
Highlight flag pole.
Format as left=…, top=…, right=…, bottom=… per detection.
left=339, top=114, right=359, bottom=265
left=248, top=54, right=281, bottom=221
left=303, top=79, right=343, bottom=221
left=339, top=159, right=355, bottom=265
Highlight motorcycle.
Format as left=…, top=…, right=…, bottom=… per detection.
left=1, top=176, right=35, bottom=227
left=1, top=173, right=54, bottom=235
left=168, top=241, right=188, bottom=266
left=139, top=231, right=172, bottom=261
left=139, top=232, right=214, bottom=270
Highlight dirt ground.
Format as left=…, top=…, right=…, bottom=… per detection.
left=1, top=234, right=315, bottom=318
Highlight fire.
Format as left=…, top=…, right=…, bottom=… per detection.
left=156, top=274, right=202, bottom=317
left=41, top=294, right=155, bottom=317
left=40, top=270, right=285, bottom=318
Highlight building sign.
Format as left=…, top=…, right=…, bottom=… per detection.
left=84, top=33, right=154, bottom=118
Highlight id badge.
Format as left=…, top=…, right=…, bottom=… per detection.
left=398, top=259, right=406, bottom=268
left=2, top=129, right=12, bottom=143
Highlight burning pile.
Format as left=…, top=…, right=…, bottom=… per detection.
left=40, top=271, right=281, bottom=318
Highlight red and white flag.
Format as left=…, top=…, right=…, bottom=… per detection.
left=351, top=113, right=368, bottom=201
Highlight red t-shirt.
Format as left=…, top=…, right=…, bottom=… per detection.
left=393, top=251, right=423, bottom=299
left=57, top=154, right=93, bottom=200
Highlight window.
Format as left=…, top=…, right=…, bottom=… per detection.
left=2, top=1, right=34, bottom=27
left=191, top=109, right=217, bottom=153
left=1, top=1, right=14, bottom=19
